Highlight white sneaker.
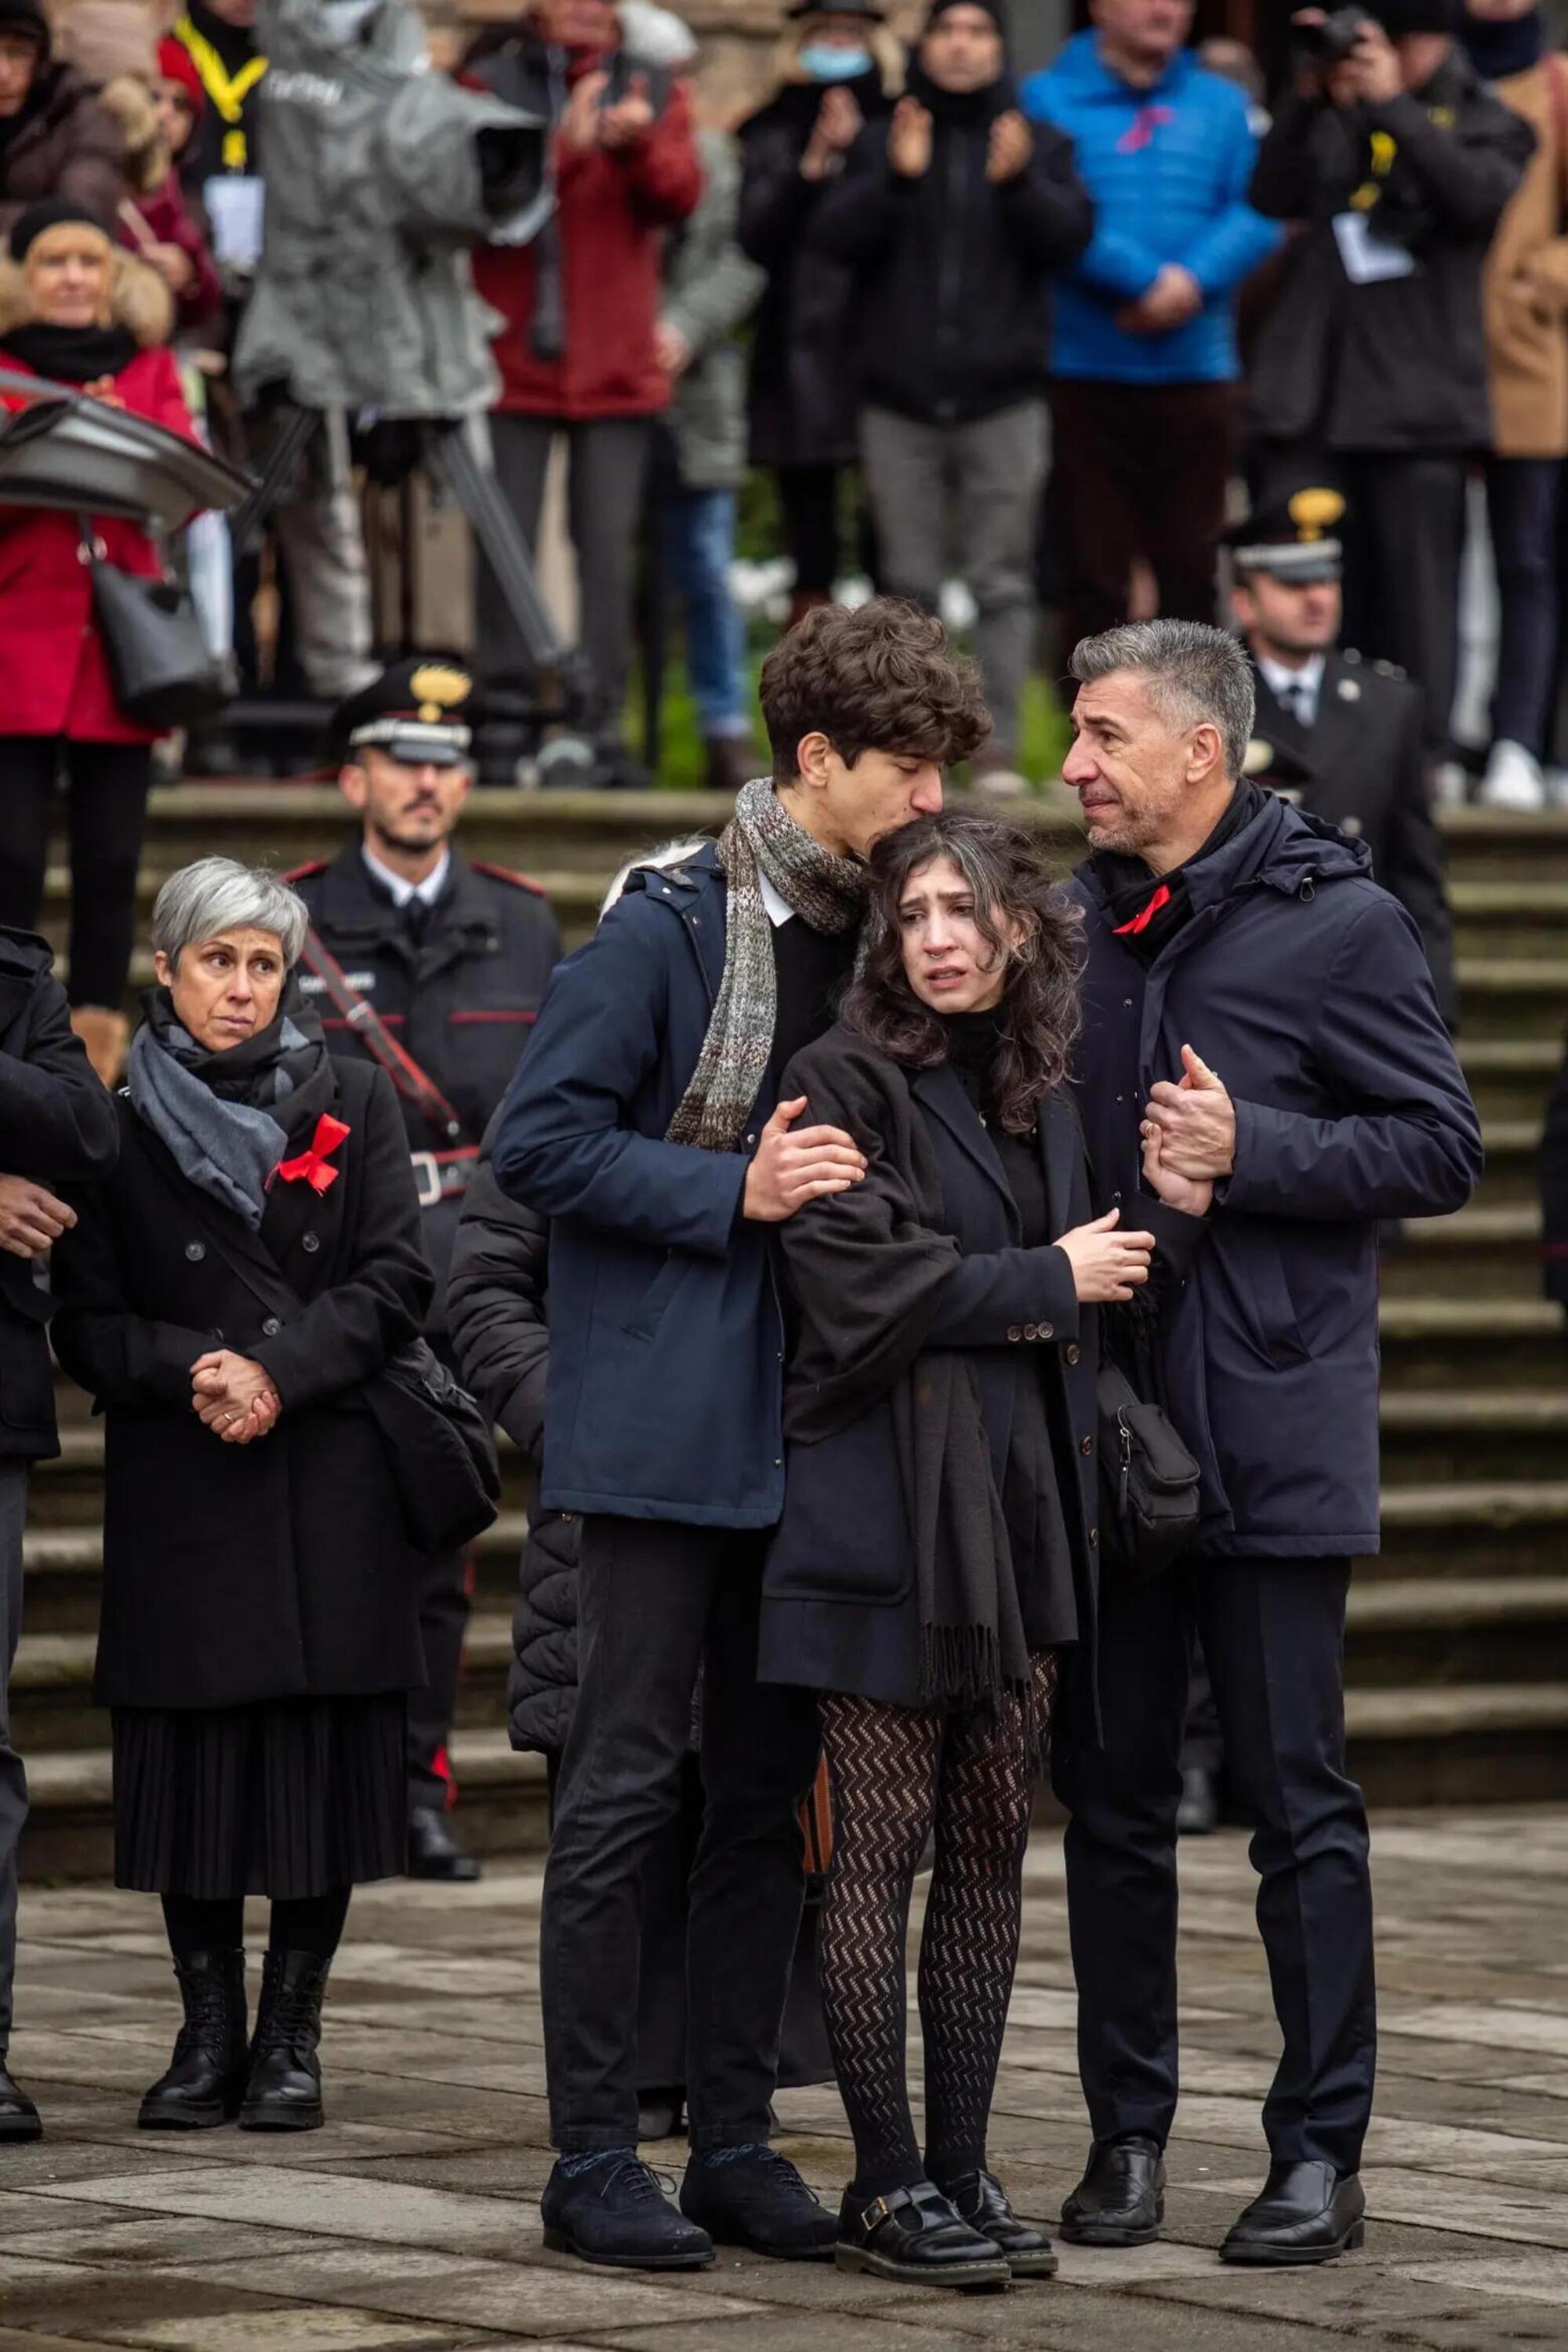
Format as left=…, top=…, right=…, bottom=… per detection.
left=972, top=760, right=1029, bottom=800
left=1431, top=759, right=1470, bottom=810
left=1479, top=739, right=1548, bottom=811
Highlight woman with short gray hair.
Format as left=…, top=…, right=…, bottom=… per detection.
left=52, top=858, right=431, bottom=2135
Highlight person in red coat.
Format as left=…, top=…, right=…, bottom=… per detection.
left=0, top=198, right=198, bottom=1083
left=466, top=0, right=702, bottom=783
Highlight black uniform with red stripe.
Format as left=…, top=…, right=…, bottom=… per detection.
left=287, top=840, right=561, bottom=1828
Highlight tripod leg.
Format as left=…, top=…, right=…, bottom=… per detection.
left=424, top=419, right=590, bottom=727
left=230, top=401, right=321, bottom=557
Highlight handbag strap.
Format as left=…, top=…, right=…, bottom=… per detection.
left=300, top=924, right=468, bottom=1147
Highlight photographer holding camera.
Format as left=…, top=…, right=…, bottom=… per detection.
left=1247, top=1, right=1532, bottom=766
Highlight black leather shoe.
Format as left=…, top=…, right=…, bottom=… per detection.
left=239, top=1951, right=329, bottom=2132
left=0, top=2060, right=42, bottom=2142
left=836, top=2180, right=1012, bottom=2289
left=542, top=2151, right=715, bottom=2270
left=408, top=1807, right=482, bottom=1882
left=681, top=2143, right=837, bottom=2261
left=637, top=2088, right=684, bottom=2143
left=1220, top=2161, right=1366, bottom=2267
left=1176, top=1763, right=1220, bottom=1835
left=138, top=1951, right=248, bottom=2130
left=937, top=2169, right=1058, bottom=2278
left=1060, top=2136, right=1165, bottom=2246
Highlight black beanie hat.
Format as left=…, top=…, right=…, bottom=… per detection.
left=1366, top=0, right=1459, bottom=35
left=9, top=198, right=112, bottom=263
left=0, top=0, right=49, bottom=55
left=924, top=0, right=1007, bottom=35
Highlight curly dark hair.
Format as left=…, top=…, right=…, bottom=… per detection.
left=840, top=809, right=1083, bottom=1134
left=759, top=597, right=991, bottom=783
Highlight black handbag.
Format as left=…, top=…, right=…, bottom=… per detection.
left=363, top=1338, right=501, bottom=1555
left=1098, top=1365, right=1201, bottom=1579
left=78, top=518, right=230, bottom=728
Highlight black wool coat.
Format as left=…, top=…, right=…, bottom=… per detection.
left=447, top=1121, right=579, bottom=1759
left=759, top=1024, right=1102, bottom=1713
left=52, top=1058, right=434, bottom=1712
left=0, top=929, right=118, bottom=1461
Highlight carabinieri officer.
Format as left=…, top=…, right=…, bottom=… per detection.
left=289, top=656, right=562, bottom=1879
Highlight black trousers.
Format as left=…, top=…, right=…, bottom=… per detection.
left=1252, top=445, right=1467, bottom=758
left=1053, top=1554, right=1376, bottom=2176
left=539, top=1515, right=822, bottom=2152
left=0, top=737, right=152, bottom=1007
left=406, top=1544, right=472, bottom=1816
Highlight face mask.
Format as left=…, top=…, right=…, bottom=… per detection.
left=800, top=41, right=870, bottom=80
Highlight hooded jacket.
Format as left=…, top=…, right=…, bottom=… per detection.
left=1247, top=45, right=1534, bottom=451
left=809, top=62, right=1091, bottom=425
left=234, top=0, right=549, bottom=418
left=1021, top=31, right=1279, bottom=385
left=1072, top=792, right=1482, bottom=1559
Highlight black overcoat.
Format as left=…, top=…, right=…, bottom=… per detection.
left=758, top=1025, right=1103, bottom=1712
left=0, top=927, right=118, bottom=1461
left=52, top=1058, right=434, bottom=1711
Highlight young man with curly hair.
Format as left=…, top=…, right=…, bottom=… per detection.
left=493, top=596, right=988, bottom=2270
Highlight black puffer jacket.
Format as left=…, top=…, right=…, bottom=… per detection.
left=446, top=1123, right=577, bottom=1758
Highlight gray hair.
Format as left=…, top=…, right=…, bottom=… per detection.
left=1068, top=619, right=1256, bottom=783
left=151, top=857, right=310, bottom=973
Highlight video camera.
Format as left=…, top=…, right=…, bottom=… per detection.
left=1294, top=8, right=1371, bottom=64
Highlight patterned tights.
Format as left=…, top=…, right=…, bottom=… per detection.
left=818, top=1652, right=1058, bottom=2197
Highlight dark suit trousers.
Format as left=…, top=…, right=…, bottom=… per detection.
left=1054, top=1554, right=1376, bottom=2175
left=539, top=1515, right=822, bottom=2151
left=1048, top=379, right=1234, bottom=648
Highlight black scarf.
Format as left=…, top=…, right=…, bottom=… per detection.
left=1461, top=9, right=1544, bottom=79
left=0, top=322, right=139, bottom=384
left=1091, top=780, right=1267, bottom=965
left=143, top=985, right=332, bottom=1114
left=906, top=55, right=1015, bottom=125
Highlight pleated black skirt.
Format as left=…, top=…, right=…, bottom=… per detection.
left=111, top=1692, right=408, bottom=1900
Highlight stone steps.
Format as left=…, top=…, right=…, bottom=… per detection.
left=15, top=794, right=1568, bottom=1871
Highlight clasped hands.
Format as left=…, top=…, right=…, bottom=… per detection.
left=191, top=1348, right=281, bottom=1446
left=1142, top=1044, right=1234, bottom=1212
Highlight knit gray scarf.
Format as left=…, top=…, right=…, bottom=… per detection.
left=666, top=778, right=867, bottom=1152
left=128, top=1018, right=303, bottom=1230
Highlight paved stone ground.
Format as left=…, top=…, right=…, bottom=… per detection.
left=5, top=1809, right=1568, bottom=2350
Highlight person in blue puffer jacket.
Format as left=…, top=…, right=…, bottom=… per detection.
left=1022, top=1, right=1279, bottom=652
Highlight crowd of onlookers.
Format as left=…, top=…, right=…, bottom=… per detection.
left=2, top=0, right=1568, bottom=1042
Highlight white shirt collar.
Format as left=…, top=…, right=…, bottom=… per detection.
left=1258, top=651, right=1326, bottom=723
left=361, top=843, right=451, bottom=909
left=758, top=869, right=794, bottom=928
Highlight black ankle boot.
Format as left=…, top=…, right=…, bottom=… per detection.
left=238, top=1950, right=329, bottom=2132
left=139, top=1951, right=249, bottom=2130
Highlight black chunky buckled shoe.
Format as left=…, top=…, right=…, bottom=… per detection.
left=1060, top=2136, right=1165, bottom=2247
left=0, top=2059, right=42, bottom=2143
left=836, top=2180, right=1012, bottom=2290
left=542, top=2151, right=715, bottom=2270
left=937, top=2169, right=1058, bottom=2278
left=1220, top=2161, right=1366, bottom=2267
left=680, top=2143, right=836, bottom=2261
left=138, top=1951, right=249, bottom=2130
left=238, top=1950, right=329, bottom=2132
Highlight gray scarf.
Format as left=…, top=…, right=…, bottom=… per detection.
left=665, top=778, right=867, bottom=1152
left=128, top=1018, right=307, bottom=1230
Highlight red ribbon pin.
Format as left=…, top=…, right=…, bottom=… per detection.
left=273, top=1112, right=350, bottom=1195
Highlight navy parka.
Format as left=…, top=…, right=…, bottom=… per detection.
left=492, top=844, right=789, bottom=1526
left=1073, top=793, right=1483, bottom=1559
